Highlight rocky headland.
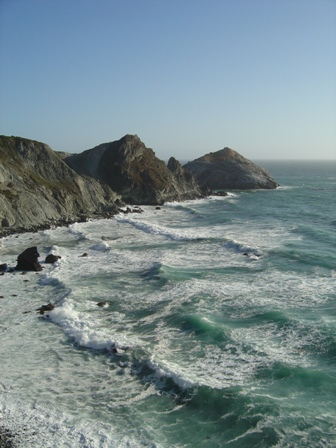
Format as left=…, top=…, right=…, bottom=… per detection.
left=184, top=147, right=278, bottom=190
left=0, top=134, right=203, bottom=236
left=63, top=134, right=203, bottom=205
left=0, top=134, right=278, bottom=237
left=0, top=136, right=120, bottom=237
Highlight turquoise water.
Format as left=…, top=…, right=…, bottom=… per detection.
left=0, top=161, right=335, bottom=447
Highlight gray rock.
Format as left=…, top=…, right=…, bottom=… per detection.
left=0, top=136, right=120, bottom=236
left=184, top=147, right=278, bottom=190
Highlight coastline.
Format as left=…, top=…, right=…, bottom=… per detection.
left=0, top=211, right=117, bottom=240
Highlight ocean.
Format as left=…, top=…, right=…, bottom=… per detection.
left=0, top=160, right=335, bottom=447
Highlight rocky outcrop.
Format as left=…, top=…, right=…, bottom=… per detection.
left=167, top=156, right=202, bottom=199
left=45, top=254, right=61, bottom=264
left=15, top=246, right=42, bottom=271
left=184, top=147, right=278, bottom=190
left=0, top=136, right=120, bottom=236
left=0, top=134, right=278, bottom=237
left=64, top=135, right=203, bottom=205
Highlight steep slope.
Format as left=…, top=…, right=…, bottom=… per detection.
left=65, top=134, right=203, bottom=204
left=184, top=147, right=278, bottom=190
left=0, top=136, right=119, bottom=235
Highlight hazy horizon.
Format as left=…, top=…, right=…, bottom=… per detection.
left=1, top=0, right=335, bottom=161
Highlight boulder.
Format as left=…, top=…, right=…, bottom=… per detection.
left=16, top=246, right=42, bottom=271
left=45, top=254, right=61, bottom=263
left=36, top=303, right=54, bottom=315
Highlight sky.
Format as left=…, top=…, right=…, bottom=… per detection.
left=0, top=0, right=335, bottom=160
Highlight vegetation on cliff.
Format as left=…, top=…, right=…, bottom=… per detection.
left=0, top=136, right=119, bottom=236
left=0, top=135, right=278, bottom=236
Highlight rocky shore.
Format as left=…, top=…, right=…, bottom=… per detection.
left=0, top=134, right=278, bottom=237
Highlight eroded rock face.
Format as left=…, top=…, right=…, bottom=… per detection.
left=65, top=135, right=203, bottom=205
left=0, top=136, right=120, bottom=236
left=184, top=147, right=278, bottom=190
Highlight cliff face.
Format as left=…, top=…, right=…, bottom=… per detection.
left=184, top=147, right=278, bottom=190
left=0, top=134, right=278, bottom=236
left=0, top=136, right=119, bottom=236
left=64, top=135, right=203, bottom=205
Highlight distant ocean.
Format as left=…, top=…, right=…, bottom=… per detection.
left=1, top=160, right=335, bottom=447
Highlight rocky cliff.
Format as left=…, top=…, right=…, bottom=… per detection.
left=0, top=136, right=120, bottom=236
left=183, top=147, right=278, bottom=190
left=64, top=134, right=203, bottom=205
left=0, top=135, right=278, bottom=237
left=0, top=134, right=204, bottom=236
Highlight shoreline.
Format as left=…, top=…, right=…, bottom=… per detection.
left=0, top=210, right=118, bottom=240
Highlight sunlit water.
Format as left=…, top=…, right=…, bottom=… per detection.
left=1, top=161, right=335, bottom=447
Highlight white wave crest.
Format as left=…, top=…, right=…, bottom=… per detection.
left=147, top=357, right=196, bottom=389
left=115, top=215, right=200, bottom=241
left=49, top=303, right=135, bottom=351
left=90, top=241, right=110, bottom=251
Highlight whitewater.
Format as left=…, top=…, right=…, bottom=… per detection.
left=0, top=161, right=335, bottom=447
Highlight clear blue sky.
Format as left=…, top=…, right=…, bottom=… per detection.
left=1, top=0, right=335, bottom=160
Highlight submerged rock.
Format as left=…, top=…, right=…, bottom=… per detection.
left=184, top=147, right=278, bottom=190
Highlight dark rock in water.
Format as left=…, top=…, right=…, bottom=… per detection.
left=0, top=263, right=7, bottom=272
left=213, top=191, right=228, bottom=196
left=97, top=301, right=109, bottom=308
left=16, top=246, right=42, bottom=271
left=81, top=252, right=88, bottom=257
left=36, top=303, right=54, bottom=315
left=184, top=147, right=278, bottom=190
left=45, top=254, right=61, bottom=263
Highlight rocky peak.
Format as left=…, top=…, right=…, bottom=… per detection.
left=184, top=147, right=278, bottom=190
left=167, top=156, right=182, bottom=173
left=64, top=135, right=203, bottom=205
left=201, top=147, right=241, bottom=163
